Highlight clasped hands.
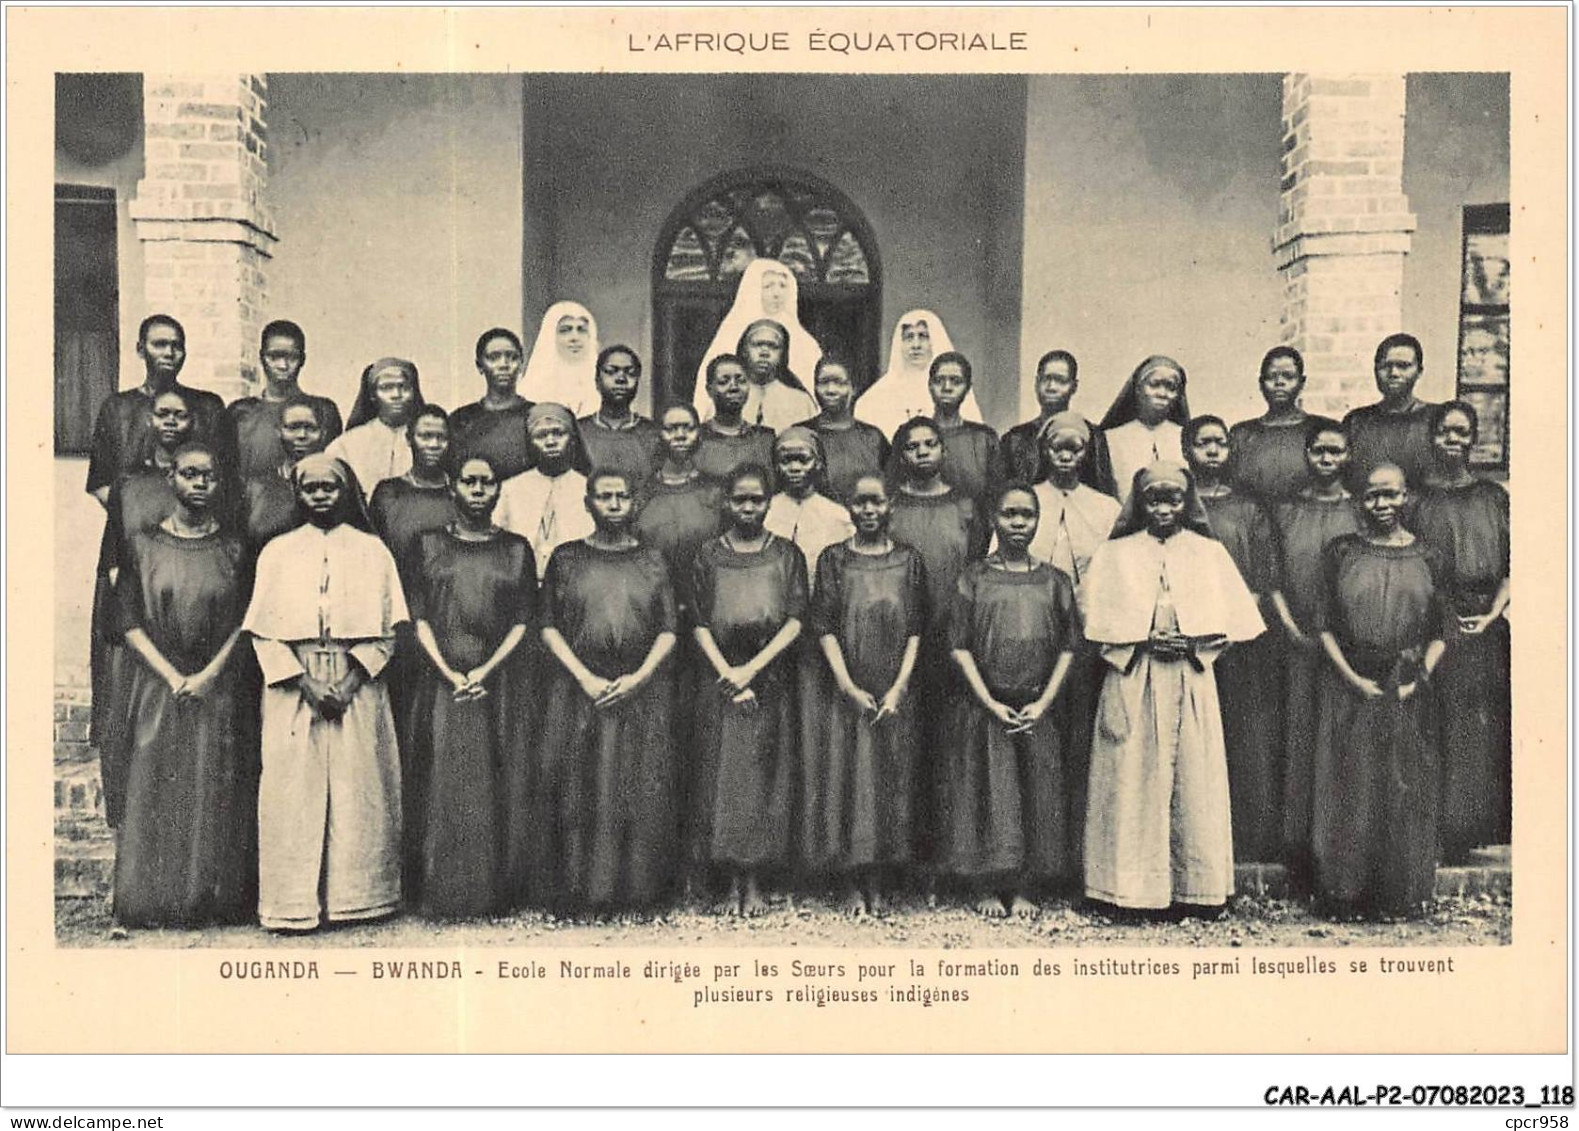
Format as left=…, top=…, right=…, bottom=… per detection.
left=839, top=681, right=906, bottom=725
left=298, top=669, right=366, bottom=721
left=576, top=670, right=648, bottom=711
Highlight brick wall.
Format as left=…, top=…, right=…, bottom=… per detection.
left=54, top=669, right=113, bottom=898
left=1275, top=75, right=1415, bottom=420
left=130, top=75, right=276, bottom=404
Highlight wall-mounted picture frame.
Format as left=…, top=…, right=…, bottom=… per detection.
left=1456, top=203, right=1510, bottom=472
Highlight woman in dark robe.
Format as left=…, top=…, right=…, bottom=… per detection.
left=1228, top=346, right=1338, bottom=504
left=887, top=416, right=987, bottom=879
left=999, top=349, right=1118, bottom=498
left=369, top=404, right=456, bottom=754
left=227, top=321, right=344, bottom=481
left=533, top=469, right=679, bottom=917
left=691, top=464, right=808, bottom=917
left=447, top=328, right=535, bottom=480
left=803, top=474, right=925, bottom=915
left=406, top=455, right=537, bottom=918
left=1411, top=401, right=1511, bottom=859
left=1310, top=464, right=1448, bottom=919
left=577, top=345, right=663, bottom=489
left=941, top=483, right=1080, bottom=917
left=1268, top=420, right=1363, bottom=884
left=916, top=351, right=1000, bottom=508
left=1185, top=415, right=1286, bottom=863
left=634, top=403, right=723, bottom=897
left=369, top=405, right=455, bottom=587
left=92, top=388, right=194, bottom=828
left=240, top=396, right=330, bottom=554
left=111, top=442, right=251, bottom=926
left=635, top=403, right=724, bottom=590
left=694, top=354, right=776, bottom=485
left=796, top=354, right=890, bottom=505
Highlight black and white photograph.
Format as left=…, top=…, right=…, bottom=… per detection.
left=7, top=4, right=1568, bottom=1083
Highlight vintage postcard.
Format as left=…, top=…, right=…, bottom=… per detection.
left=4, top=3, right=1568, bottom=1077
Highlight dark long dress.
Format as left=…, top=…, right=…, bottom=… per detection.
left=369, top=477, right=457, bottom=745
left=531, top=540, right=679, bottom=911
left=634, top=473, right=723, bottom=853
left=690, top=535, right=807, bottom=871
left=1412, top=479, right=1511, bottom=856
left=889, top=488, right=984, bottom=865
left=241, top=470, right=302, bottom=555
left=801, top=542, right=927, bottom=873
left=1272, top=493, right=1362, bottom=878
left=405, top=528, right=537, bottom=918
left=634, top=475, right=723, bottom=599
left=1000, top=415, right=1117, bottom=497
left=796, top=416, right=890, bottom=505
left=938, top=420, right=1000, bottom=507
left=227, top=394, right=344, bottom=481
left=86, top=383, right=234, bottom=497
left=1201, top=488, right=1285, bottom=862
left=448, top=400, right=536, bottom=481
left=694, top=421, right=776, bottom=486
left=109, top=526, right=251, bottom=926
left=1310, top=534, right=1448, bottom=917
left=1229, top=415, right=1336, bottom=503
left=1342, top=401, right=1437, bottom=493
left=939, top=560, right=1081, bottom=883
left=91, top=468, right=177, bottom=826
left=578, top=414, right=662, bottom=487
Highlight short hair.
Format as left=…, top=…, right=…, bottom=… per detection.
left=1259, top=345, right=1304, bottom=382
left=1183, top=414, right=1230, bottom=449
left=1036, top=349, right=1079, bottom=383
left=1430, top=399, right=1480, bottom=446
left=993, top=480, right=1040, bottom=513
left=849, top=472, right=888, bottom=499
left=596, top=344, right=643, bottom=378
left=929, top=350, right=973, bottom=385
left=585, top=467, right=634, bottom=499
left=1303, top=417, right=1348, bottom=451
left=261, top=319, right=306, bottom=352
left=169, top=440, right=221, bottom=470
left=705, top=353, right=746, bottom=384
left=474, top=327, right=523, bottom=365
left=454, top=452, right=502, bottom=481
left=150, top=386, right=194, bottom=410
left=892, top=415, right=944, bottom=456
left=278, top=394, right=326, bottom=424
left=138, top=313, right=184, bottom=346
left=406, top=403, right=450, bottom=441
left=813, top=352, right=854, bottom=381
left=658, top=401, right=700, bottom=426
left=724, top=461, right=773, bottom=495
left=1374, top=332, right=1423, bottom=369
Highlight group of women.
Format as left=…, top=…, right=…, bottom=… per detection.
left=89, top=286, right=1510, bottom=933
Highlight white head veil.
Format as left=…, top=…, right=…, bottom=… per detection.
left=693, top=259, right=823, bottom=414
left=856, top=308, right=982, bottom=437
left=521, top=300, right=599, bottom=417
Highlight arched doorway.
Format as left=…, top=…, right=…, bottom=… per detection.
left=651, top=167, right=882, bottom=409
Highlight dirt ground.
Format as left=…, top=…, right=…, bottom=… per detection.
left=56, top=888, right=1511, bottom=950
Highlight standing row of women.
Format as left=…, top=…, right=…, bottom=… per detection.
left=89, top=306, right=1509, bottom=930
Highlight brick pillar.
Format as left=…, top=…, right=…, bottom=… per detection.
left=129, top=75, right=276, bottom=402
left=1274, top=75, right=1416, bottom=419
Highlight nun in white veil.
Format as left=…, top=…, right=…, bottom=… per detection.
left=693, top=259, right=822, bottom=415
left=521, top=301, right=599, bottom=417
left=857, top=309, right=983, bottom=438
